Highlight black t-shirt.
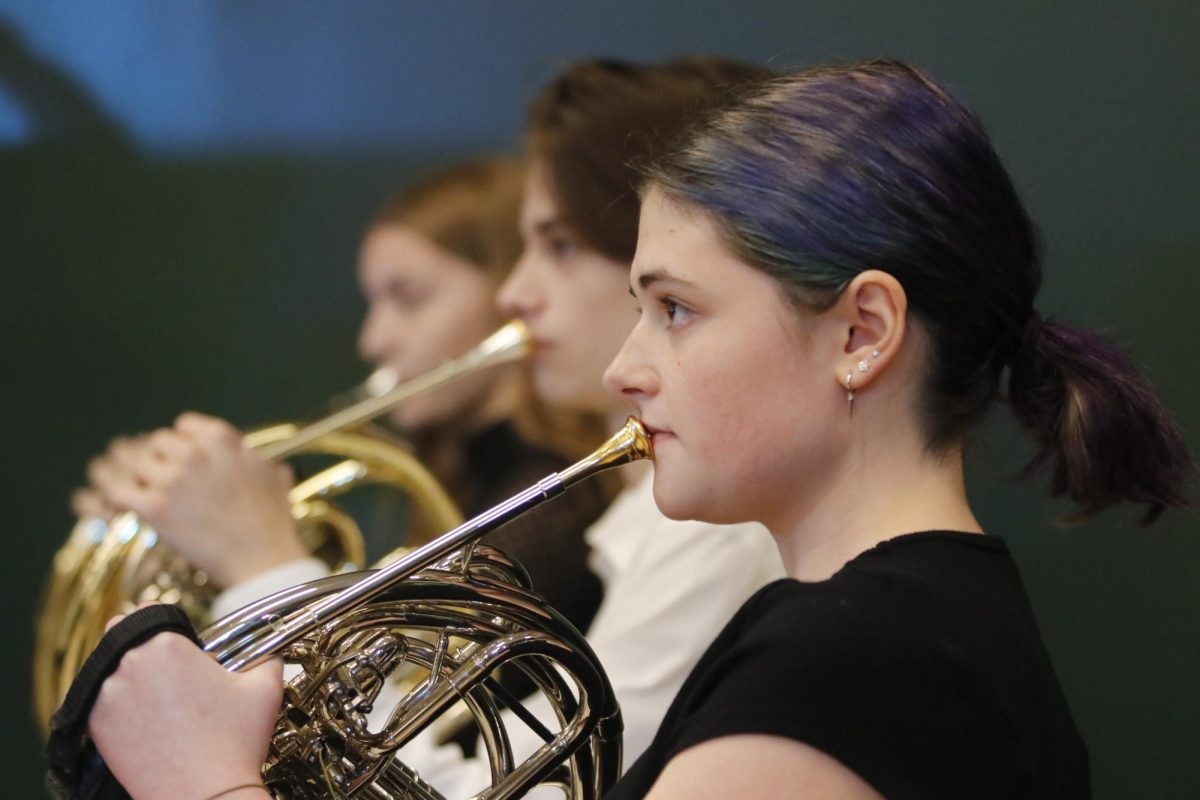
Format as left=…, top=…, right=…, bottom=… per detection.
left=607, top=531, right=1090, bottom=799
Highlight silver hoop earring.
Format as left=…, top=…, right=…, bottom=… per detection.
left=846, top=372, right=854, bottom=418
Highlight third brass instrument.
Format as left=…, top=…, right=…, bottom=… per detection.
left=34, top=321, right=531, bottom=733
left=201, top=417, right=653, bottom=799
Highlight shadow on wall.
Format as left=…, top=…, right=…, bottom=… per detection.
left=0, top=20, right=135, bottom=151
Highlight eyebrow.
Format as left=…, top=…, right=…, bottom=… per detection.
left=382, top=274, right=420, bottom=289
left=633, top=268, right=697, bottom=293
left=532, top=218, right=574, bottom=237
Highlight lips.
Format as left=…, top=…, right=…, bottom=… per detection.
left=641, top=422, right=674, bottom=446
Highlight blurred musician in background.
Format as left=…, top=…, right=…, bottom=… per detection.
left=74, top=156, right=609, bottom=635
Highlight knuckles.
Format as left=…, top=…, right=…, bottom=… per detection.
left=112, top=632, right=196, bottom=679
left=93, top=633, right=198, bottom=724
left=139, top=490, right=170, bottom=523
left=177, top=412, right=242, bottom=450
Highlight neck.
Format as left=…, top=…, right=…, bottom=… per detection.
left=770, top=412, right=982, bottom=583
left=416, top=370, right=523, bottom=491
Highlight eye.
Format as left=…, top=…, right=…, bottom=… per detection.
left=548, top=235, right=578, bottom=261
left=385, top=281, right=432, bottom=312
left=661, top=297, right=694, bottom=327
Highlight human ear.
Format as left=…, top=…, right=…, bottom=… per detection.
left=828, top=269, right=907, bottom=391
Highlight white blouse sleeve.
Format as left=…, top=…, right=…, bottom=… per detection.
left=209, top=557, right=331, bottom=620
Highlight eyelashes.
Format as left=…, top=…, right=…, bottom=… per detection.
left=547, top=236, right=578, bottom=260
left=630, top=292, right=696, bottom=328
left=663, top=298, right=695, bottom=326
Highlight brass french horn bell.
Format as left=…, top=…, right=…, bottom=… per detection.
left=33, top=320, right=532, bottom=736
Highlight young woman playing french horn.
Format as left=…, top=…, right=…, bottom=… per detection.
left=84, top=59, right=1193, bottom=798
left=74, top=158, right=610, bottom=638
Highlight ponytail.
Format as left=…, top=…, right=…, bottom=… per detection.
left=1007, top=313, right=1193, bottom=523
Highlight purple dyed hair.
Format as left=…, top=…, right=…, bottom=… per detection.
left=650, top=60, right=1191, bottom=523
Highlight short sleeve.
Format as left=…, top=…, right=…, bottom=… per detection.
left=657, top=580, right=964, bottom=798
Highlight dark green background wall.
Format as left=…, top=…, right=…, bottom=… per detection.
left=3, top=2, right=1197, bottom=797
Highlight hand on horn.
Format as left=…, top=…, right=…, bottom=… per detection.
left=90, top=411, right=307, bottom=588
left=89, top=621, right=280, bottom=800
left=70, top=486, right=116, bottom=521
left=74, top=433, right=151, bottom=521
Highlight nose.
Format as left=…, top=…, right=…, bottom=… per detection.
left=602, top=321, right=657, bottom=402
left=357, top=304, right=396, bottom=364
left=495, top=249, right=540, bottom=319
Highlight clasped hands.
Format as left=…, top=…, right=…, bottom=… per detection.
left=73, top=411, right=307, bottom=587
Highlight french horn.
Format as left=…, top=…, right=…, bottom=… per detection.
left=34, top=321, right=531, bottom=735
left=193, top=416, right=653, bottom=799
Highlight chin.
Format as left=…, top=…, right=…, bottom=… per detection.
left=389, top=402, right=446, bottom=435
left=532, top=370, right=566, bottom=404
left=533, top=373, right=592, bottom=415
left=652, top=474, right=756, bottom=526
left=651, top=479, right=709, bottom=523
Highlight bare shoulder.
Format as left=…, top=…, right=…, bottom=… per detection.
left=644, top=734, right=883, bottom=799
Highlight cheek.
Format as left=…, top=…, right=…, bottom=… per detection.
left=675, top=346, right=812, bottom=484
left=529, top=361, right=583, bottom=412
left=676, top=355, right=762, bottom=444
left=733, top=381, right=838, bottom=506
left=454, top=306, right=503, bottom=354
left=429, top=292, right=500, bottom=356
left=393, top=368, right=495, bottom=431
left=552, top=298, right=619, bottom=375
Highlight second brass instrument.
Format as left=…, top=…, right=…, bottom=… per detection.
left=34, top=320, right=531, bottom=734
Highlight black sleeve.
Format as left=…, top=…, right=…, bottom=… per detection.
left=657, top=580, right=967, bottom=799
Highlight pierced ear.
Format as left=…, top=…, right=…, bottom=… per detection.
left=830, top=269, right=907, bottom=390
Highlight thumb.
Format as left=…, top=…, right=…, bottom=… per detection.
left=236, top=658, right=285, bottom=762
left=243, top=657, right=284, bottom=691
left=240, top=657, right=285, bottom=711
